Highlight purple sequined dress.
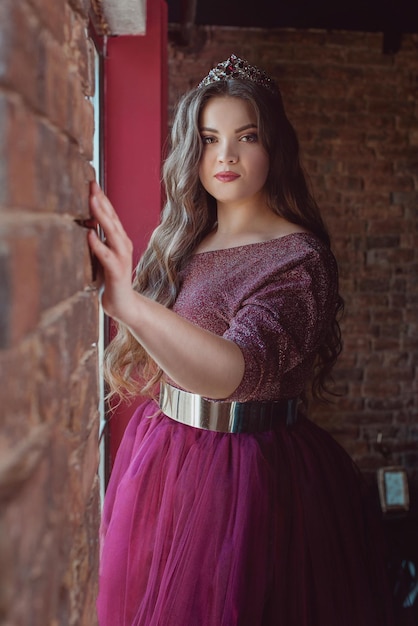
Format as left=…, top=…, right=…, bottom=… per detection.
left=97, top=233, right=394, bottom=626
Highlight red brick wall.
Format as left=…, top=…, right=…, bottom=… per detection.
left=168, top=28, right=418, bottom=484
left=0, top=1, right=100, bottom=624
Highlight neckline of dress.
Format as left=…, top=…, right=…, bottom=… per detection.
left=192, top=231, right=318, bottom=257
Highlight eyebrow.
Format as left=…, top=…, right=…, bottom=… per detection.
left=199, top=123, right=258, bottom=134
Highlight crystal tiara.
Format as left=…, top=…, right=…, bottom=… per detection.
left=198, top=54, right=278, bottom=95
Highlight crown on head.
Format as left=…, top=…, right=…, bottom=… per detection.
left=198, top=54, right=277, bottom=95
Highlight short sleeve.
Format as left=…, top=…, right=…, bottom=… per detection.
left=223, top=248, right=337, bottom=401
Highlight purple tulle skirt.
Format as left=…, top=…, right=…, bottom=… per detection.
left=97, top=399, right=394, bottom=626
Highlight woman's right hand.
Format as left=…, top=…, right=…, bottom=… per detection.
left=87, top=181, right=137, bottom=323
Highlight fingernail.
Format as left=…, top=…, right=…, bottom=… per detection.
left=75, top=217, right=98, bottom=229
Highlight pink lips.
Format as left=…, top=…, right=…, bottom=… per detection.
left=214, top=171, right=240, bottom=182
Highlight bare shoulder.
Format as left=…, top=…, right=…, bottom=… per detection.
left=195, top=217, right=311, bottom=254
left=268, top=217, right=310, bottom=239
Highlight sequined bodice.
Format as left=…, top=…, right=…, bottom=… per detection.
left=172, top=233, right=338, bottom=402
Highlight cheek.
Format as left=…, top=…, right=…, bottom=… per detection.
left=252, top=154, right=270, bottom=184
left=198, top=163, right=204, bottom=184
left=198, top=155, right=209, bottom=183
left=261, top=154, right=270, bottom=181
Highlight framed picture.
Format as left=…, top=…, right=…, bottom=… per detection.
left=377, top=466, right=410, bottom=513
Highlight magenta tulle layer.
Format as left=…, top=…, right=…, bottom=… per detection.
left=98, top=400, right=394, bottom=626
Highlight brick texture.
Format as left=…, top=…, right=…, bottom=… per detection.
left=168, top=28, right=418, bottom=486
left=0, top=0, right=99, bottom=624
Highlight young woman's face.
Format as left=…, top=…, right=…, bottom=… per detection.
left=198, top=96, right=270, bottom=207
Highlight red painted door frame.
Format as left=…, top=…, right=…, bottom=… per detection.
left=103, top=0, right=168, bottom=470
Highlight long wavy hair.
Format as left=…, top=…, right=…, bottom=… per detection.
left=103, top=78, right=344, bottom=403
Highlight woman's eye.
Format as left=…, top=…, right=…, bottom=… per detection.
left=240, top=133, right=258, bottom=143
left=201, top=136, right=216, bottom=145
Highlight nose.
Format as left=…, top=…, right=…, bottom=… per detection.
left=218, top=140, right=238, bottom=164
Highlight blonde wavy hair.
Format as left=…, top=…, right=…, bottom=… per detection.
left=103, top=79, right=343, bottom=404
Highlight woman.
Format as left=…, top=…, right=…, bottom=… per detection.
left=89, top=55, right=394, bottom=625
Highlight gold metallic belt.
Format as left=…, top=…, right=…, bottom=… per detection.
left=159, top=382, right=299, bottom=433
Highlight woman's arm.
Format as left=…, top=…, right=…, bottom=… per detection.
left=87, top=182, right=245, bottom=399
